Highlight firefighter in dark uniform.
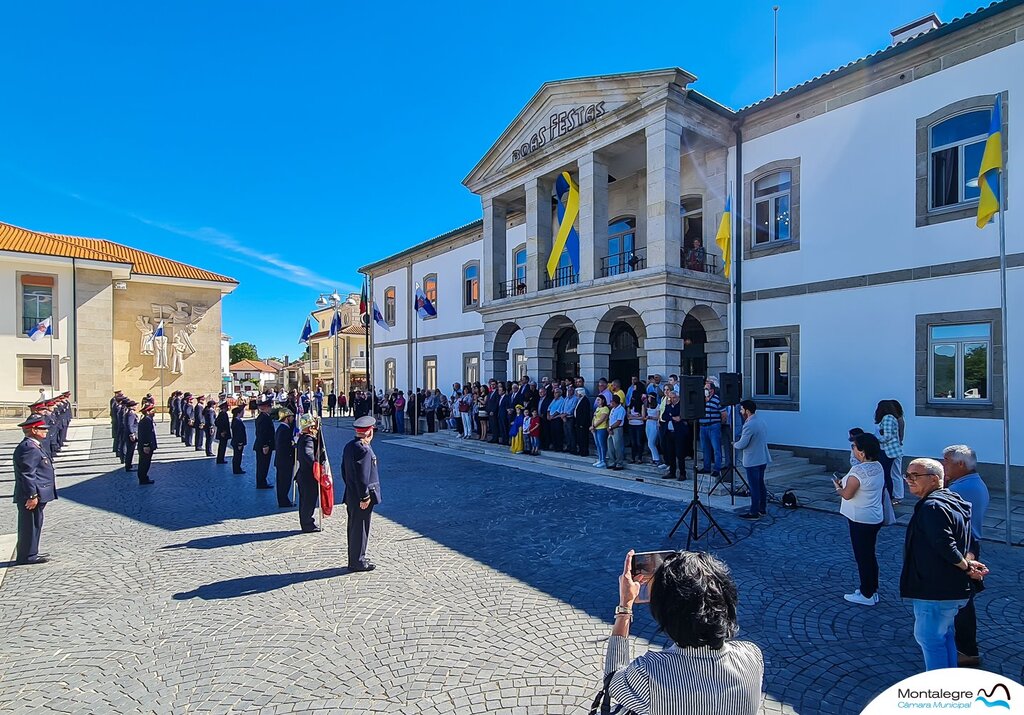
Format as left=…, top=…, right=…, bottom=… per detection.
left=253, top=396, right=275, bottom=489
left=57, top=392, right=72, bottom=451
left=137, top=402, right=157, bottom=484
left=111, top=389, right=123, bottom=453
left=230, top=405, right=247, bottom=474
left=295, top=414, right=325, bottom=532
left=273, top=408, right=296, bottom=508
left=201, top=399, right=216, bottom=457
left=13, top=414, right=58, bottom=565
left=193, top=395, right=206, bottom=452
left=181, top=394, right=194, bottom=447
left=341, top=416, right=382, bottom=572
left=115, top=397, right=127, bottom=463
left=215, top=401, right=231, bottom=464
left=168, top=391, right=179, bottom=436
left=120, top=397, right=133, bottom=463
left=123, top=400, right=139, bottom=472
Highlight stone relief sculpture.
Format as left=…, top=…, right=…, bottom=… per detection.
left=144, top=301, right=209, bottom=372
left=136, top=316, right=155, bottom=355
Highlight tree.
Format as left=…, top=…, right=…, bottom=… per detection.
left=230, top=342, right=259, bottom=364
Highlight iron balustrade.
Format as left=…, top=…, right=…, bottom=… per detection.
left=543, top=266, right=578, bottom=290
left=496, top=279, right=529, bottom=299
left=601, top=249, right=646, bottom=278
left=682, top=249, right=720, bottom=275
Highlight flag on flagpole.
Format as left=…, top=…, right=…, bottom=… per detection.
left=715, top=195, right=732, bottom=279
left=299, top=316, right=312, bottom=343
left=977, top=95, right=1003, bottom=228
left=414, top=285, right=436, bottom=319
left=359, top=279, right=368, bottom=316
left=329, top=309, right=342, bottom=337
left=372, top=301, right=390, bottom=332
left=154, top=319, right=165, bottom=338
left=28, top=316, right=52, bottom=341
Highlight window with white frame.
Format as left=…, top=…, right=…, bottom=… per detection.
left=606, top=217, right=637, bottom=275
left=463, top=353, right=480, bottom=385
left=929, top=323, right=991, bottom=403
left=423, top=356, right=437, bottom=391
left=511, top=349, right=527, bottom=381
left=929, top=110, right=989, bottom=211
left=752, top=337, right=789, bottom=399
left=21, top=357, right=53, bottom=387
left=21, top=274, right=54, bottom=336
left=384, top=287, right=396, bottom=326
left=385, top=359, right=397, bottom=391
left=753, top=172, right=792, bottom=246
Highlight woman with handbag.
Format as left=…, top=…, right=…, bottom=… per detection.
left=476, top=389, right=489, bottom=442
left=834, top=432, right=887, bottom=606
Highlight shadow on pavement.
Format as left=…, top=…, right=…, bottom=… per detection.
left=172, top=567, right=349, bottom=600
left=161, top=530, right=299, bottom=550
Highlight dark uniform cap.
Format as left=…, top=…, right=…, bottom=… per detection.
left=19, top=414, right=48, bottom=428
left=184, top=393, right=193, bottom=399
left=127, top=400, right=138, bottom=407
left=219, top=401, right=229, bottom=408
left=353, top=416, right=376, bottom=430
left=29, top=399, right=47, bottom=408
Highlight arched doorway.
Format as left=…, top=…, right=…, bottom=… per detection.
left=609, top=322, right=639, bottom=386
left=554, top=328, right=580, bottom=381
left=681, top=314, right=707, bottom=377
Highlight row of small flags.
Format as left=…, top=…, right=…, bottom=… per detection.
left=298, top=278, right=436, bottom=345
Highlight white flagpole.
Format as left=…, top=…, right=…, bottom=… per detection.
left=414, top=286, right=419, bottom=437
left=997, top=167, right=1011, bottom=545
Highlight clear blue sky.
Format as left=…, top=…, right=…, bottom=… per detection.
left=0, top=0, right=982, bottom=359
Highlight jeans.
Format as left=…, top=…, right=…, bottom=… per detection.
left=911, top=598, right=969, bottom=671
left=628, top=424, right=645, bottom=461
left=394, top=411, right=405, bottom=434
left=847, top=518, right=882, bottom=597
left=700, top=423, right=723, bottom=472
left=645, top=421, right=661, bottom=463
left=608, top=428, right=625, bottom=467
left=745, top=463, right=767, bottom=515
left=878, top=453, right=895, bottom=500
left=594, top=429, right=608, bottom=464
left=891, top=456, right=905, bottom=500
left=460, top=412, right=473, bottom=437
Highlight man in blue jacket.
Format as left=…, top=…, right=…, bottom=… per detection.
left=13, top=414, right=58, bottom=565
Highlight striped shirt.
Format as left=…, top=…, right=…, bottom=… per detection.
left=878, top=414, right=903, bottom=459
left=604, top=635, right=763, bottom=715
left=700, top=393, right=722, bottom=426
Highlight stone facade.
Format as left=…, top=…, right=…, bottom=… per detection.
left=74, top=268, right=115, bottom=416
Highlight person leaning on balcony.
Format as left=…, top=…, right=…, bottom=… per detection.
left=685, top=236, right=706, bottom=272
left=603, top=550, right=764, bottom=715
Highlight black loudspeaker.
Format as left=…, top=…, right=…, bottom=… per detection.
left=719, top=372, right=742, bottom=407
left=679, top=375, right=705, bottom=420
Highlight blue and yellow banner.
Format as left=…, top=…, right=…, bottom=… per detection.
left=715, top=195, right=732, bottom=280
left=548, top=171, right=580, bottom=280
left=977, top=95, right=1003, bottom=228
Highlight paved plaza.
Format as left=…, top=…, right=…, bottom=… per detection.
left=1, top=419, right=1022, bottom=714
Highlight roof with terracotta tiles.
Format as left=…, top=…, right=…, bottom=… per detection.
left=229, top=359, right=279, bottom=373
left=0, top=219, right=237, bottom=285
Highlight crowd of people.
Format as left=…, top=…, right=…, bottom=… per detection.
left=237, top=386, right=376, bottom=419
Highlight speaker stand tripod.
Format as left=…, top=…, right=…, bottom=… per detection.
left=708, top=431, right=749, bottom=505
left=668, top=421, right=732, bottom=549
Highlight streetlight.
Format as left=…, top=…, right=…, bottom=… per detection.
left=316, top=290, right=343, bottom=423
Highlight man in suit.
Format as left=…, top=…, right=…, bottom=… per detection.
left=202, top=399, right=216, bottom=456
left=295, top=414, right=324, bottom=533
left=110, top=389, right=123, bottom=452
left=119, top=397, right=131, bottom=463
left=13, top=414, right=58, bottom=565
left=253, top=396, right=275, bottom=489
left=193, top=395, right=206, bottom=452
left=181, top=394, right=194, bottom=447
left=215, top=401, right=231, bottom=463
left=274, top=408, right=296, bottom=508
left=230, top=406, right=247, bottom=474
left=342, top=415, right=382, bottom=572
left=168, top=391, right=179, bottom=436
left=123, top=400, right=139, bottom=472
left=573, top=386, right=592, bottom=458
left=137, top=402, right=157, bottom=485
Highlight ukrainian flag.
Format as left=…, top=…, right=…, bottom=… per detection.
left=976, top=95, right=1003, bottom=228
left=715, top=195, right=732, bottom=279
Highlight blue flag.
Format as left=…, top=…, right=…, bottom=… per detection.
left=299, top=316, right=312, bottom=343
left=414, top=285, right=436, bottom=319
left=154, top=320, right=165, bottom=338
left=329, top=309, right=342, bottom=337
left=372, top=301, right=390, bottom=332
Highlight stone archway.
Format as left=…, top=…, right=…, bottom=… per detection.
left=682, top=305, right=728, bottom=378
left=488, top=321, right=523, bottom=382
left=538, top=315, right=577, bottom=381
left=594, top=306, right=648, bottom=385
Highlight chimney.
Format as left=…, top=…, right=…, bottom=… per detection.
left=890, top=13, right=941, bottom=45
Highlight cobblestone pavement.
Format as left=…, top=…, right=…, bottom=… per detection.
left=1, top=420, right=1022, bottom=714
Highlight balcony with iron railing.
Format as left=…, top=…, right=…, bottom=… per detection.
left=496, top=279, right=530, bottom=299
left=681, top=248, right=720, bottom=275
left=600, top=248, right=646, bottom=278
left=543, top=266, right=578, bottom=290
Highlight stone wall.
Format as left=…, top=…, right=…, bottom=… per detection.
left=111, top=281, right=225, bottom=411
left=74, top=268, right=114, bottom=417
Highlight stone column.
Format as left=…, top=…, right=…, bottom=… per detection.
left=525, top=177, right=553, bottom=294
left=578, top=153, right=609, bottom=282
left=645, top=118, right=683, bottom=270
left=642, top=306, right=685, bottom=381
left=575, top=317, right=609, bottom=383
left=74, top=268, right=114, bottom=416
left=521, top=325, right=545, bottom=379
left=482, top=196, right=508, bottom=303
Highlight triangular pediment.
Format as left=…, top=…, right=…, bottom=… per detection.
left=463, top=68, right=696, bottom=191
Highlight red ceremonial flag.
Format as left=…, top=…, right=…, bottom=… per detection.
left=359, top=278, right=368, bottom=316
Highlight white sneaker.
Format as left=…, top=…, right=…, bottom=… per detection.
left=595, top=462, right=608, bottom=469
left=593, top=461, right=603, bottom=467
left=843, top=590, right=878, bottom=606
left=658, top=463, right=670, bottom=470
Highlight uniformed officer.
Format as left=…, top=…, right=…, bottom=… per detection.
left=116, top=397, right=128, bottom=463
left=137, top=403, right=157, bottom=485
left=193, top=395, right=206, bottom=452
left=124, top=400, right=139, bottom=472
left=111, top=389, right=123, bottom=452
left=273, top=408, right=296, bottom=508
left=181, top=394, right=194, bottom=447
left=215, top=401, right=231, bottom=464
left=168, top=391, right=179, bottom=435
left=13, top=414, right=58, bottom=565
left=295, top=414, right=325, bottom=532
left=202, top=399, right=216, bottom=457
left=56, top=392, right=72, bottom=451
left=341, top=415, right=382, bottom=572
left=230, top=405, right=247, bottom=474
left=253, top=396, right=275, bottom=490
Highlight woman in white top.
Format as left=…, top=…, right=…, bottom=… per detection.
left=644, top=394, right=664, bottom=468
left=834, top=432, right=886, bottom=606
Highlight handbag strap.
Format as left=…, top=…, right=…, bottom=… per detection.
left=588, top=673, right=626, bottom=715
